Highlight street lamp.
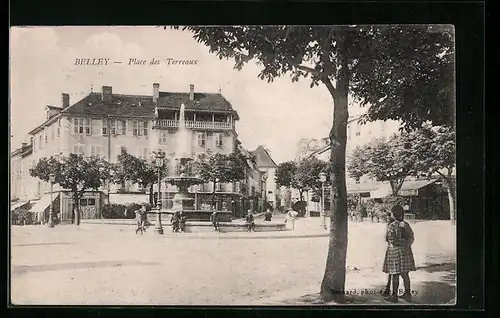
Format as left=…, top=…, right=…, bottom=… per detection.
left=155, top=150, right=165, bottom=234
left=319, top=172, right=327, bottom=230
left=48, top=173, right=56, bottom=228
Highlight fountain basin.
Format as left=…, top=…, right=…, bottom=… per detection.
left=150, top=209, right=233, bottom=222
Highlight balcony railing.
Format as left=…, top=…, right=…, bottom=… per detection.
left=153, top=119, right=233, bottom=130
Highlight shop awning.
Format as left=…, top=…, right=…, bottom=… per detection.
left=398, top=179, right=438, bottom=196
left=370, top=179, right=438, bottom=198
left=30, top=194, right=58, bottom=213
left=11, top=201, right=29, bottom=211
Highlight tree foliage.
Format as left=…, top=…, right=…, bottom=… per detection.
left=178, top=25, right=454, bottom=131
left=275, top=161, right=297, bottom=188
left=111, top=149, right=166, bottom=204
left=409, top=125, right=456, bottom=222
left=30, top=154, right=111, bottom=225
left=193, top=152, right=247, bottom=205
left=347, top=134, right=418, bottom=195
left=293, top=157, right=330, bottom=200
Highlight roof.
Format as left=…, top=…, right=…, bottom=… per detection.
left=62, top=92, right=239, bottom=118
left=400, top=179, right=438, bottom=191
left=29, top=90, right=240, bottom=135
left=250, top=145, right=278, bottom=168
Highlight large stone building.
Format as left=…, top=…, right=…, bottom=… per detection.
left=10, top=83, right=263, bottom=222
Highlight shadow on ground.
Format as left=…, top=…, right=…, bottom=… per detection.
left=12, top=260, right=159, bottom=275
left=12, top=242, right=76, bottom=248
left=280, top=263, right=456, bottom=306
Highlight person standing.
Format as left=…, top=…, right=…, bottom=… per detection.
left=135, top=204, right=147, bottom=235
left=171, top=211, right=180, bottom=233
left=264, top=208, right=273, bottom=221
left=286, top=208, right=298, bottom=230
left=210, top=210, right=220, bottom=232
left=382, top=205, right=416, bottom=303
left=245, top=210, right=255, bottom=232
left=179, top=211, right=187, bottom=233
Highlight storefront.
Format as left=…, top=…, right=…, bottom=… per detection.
left=60, top=191, right=103, bottom=223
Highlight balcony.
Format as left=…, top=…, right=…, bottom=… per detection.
left=153, top=119, right=233, bottom=130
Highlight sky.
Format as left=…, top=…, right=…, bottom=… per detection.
left=10, top=26, right=366, bottom=163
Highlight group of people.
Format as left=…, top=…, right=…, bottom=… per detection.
left=382, top=204, right=416, bottom=303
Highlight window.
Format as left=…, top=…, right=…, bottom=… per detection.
left=197, top=133, right=205, bottom=147
left=110, top=119, right=116, bottom=135
left=33, top=138, right=36, bottom=152
left=102, top=119, right=108, bottom=136
left=57, top=119, right=61, bottom=137
left=51, top=125, right=55, bottom=140
left=73, top=117, right=91, bottom=135
left=73, top=144, right=86, bottom=156
left=39, top=135, right=42, bottom=149
left=44, top=131, right=48, bottom=143
left=355, top=132, right=361, bottom=136
left=80, top=199, right=88, bottom=206
left=91, top=145, right=101, bottom=158
left=109, top=119, right=126, bottom=135
left=159, top=131, right=167, bottom=145
left=120, top=120, right=126, bottom=135
left=88, top=198, right=96, bottom=206
left=215, top=133, right=223, bottom=147
left=133, top=120, right=148, bottom=136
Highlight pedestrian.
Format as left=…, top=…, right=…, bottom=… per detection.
left=245, top=210, right=255, bottom=232
left=286, top=208, right=298, bottom=229
left=264, top=208, right=273, bottom=221
left=179, top=211, right=187, bottom=233
left=382, top=211, right=396, bottom=296
left=210, top=210, right=220, bottom=232
left=135, top=204, right=147, bottom=235
left=171, top=211, right=180, bottom=233
left=382, top=205, right=416, bottom=303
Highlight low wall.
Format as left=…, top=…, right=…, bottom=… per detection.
left=80, top=219, right=287, bottom=233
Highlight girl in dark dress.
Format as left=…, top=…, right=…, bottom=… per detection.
left=382, top=205, right=416, bottom=303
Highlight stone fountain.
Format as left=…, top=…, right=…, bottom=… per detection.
left=160, top=103, right=232, bottom=222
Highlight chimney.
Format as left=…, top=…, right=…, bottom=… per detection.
left=61, top=93, right=70, bottom=108
left=189, top=84, right=194, bottom=101
left=153, top=83, right=160, bottom=104
left=102, top=86, right=112, bottom=102
left=21, top=142, right=27, bottom=149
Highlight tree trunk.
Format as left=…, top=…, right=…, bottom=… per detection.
left=320, top=35, right=349, bottom=303
left=73, top=195, right=81, bottom=226
left=442, top=176, right=456, bottom=225
left=211, top=180, right=216, bottom=209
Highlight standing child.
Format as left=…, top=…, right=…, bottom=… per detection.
left=245, top=210, right=255, bottom=232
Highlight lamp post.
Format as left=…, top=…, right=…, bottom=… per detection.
left=155, top=150, right=165, bottom=234
left=319, top=172, right=327, bottom=230
left=48, top=173, right=56, bottom=228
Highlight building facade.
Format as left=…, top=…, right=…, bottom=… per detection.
left=250, top=145, right=278, bottom=210
left=10, top=83, right=260, bottom=221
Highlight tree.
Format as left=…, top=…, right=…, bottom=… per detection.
left=275, top=161, right=297, bottom=188
left=111, top=149, right=166, bottom=205
left=179, top=25, right=454, bottom=302
left=348, top=133, right=418, bottom=195
left=30, top=154, right=111, bottom=225
left=411, top=125, right=456, bottom=223
left=193, top=152, right=246, bottom=207
left=293, top=157, right=329, bottom=201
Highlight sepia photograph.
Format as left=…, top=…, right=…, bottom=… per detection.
left=9, top=25, right=456, bottom=306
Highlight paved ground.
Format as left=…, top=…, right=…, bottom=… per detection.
left=10, top=216, right=456, bottom=306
